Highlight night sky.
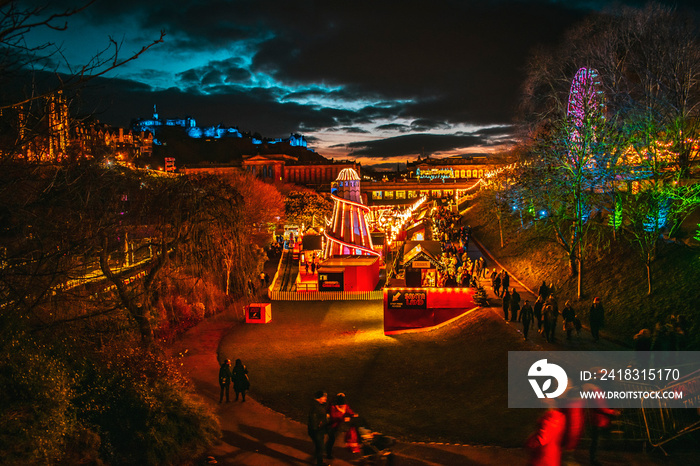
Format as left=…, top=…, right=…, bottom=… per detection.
left=18, top=0, right=700, bottom=166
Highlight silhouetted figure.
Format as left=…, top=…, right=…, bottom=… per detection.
left=510, top=288, right=521, bottom=322
left=218, top=359, right=231, bottom=403
left=232, top=359, right=250, bottom=401
left=561, top=301, right=576, bottom=341
left=502, top=288, right=511, bottom=321
left=308, top=391, right=329, bottom=466
left=521, top=300, right=533, bottom=340
left=589, top=297, right=604, bottom=342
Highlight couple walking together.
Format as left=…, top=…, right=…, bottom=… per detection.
left=218, top=358, right=250, bottom=403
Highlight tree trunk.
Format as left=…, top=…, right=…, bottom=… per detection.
left=646, top=259, right=653, bottom=296
left=100, top=235, right=156, bottom=345
left=498, top=215, right=504, bottom=248
left=568, top=251, right=577, bottom=277
left=577, top=253, right=582, bottom=300
left=133, top=305, right=154, bottom=345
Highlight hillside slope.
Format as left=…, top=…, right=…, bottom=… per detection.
left=462, top=194, right=700, bottom=349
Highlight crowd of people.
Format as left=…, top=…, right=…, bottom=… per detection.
left=633, top=314, right=689, bottom=353
left=430, top=206, right=487, bottom=288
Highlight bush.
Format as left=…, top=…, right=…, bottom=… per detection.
left=0, top=315, right=220, bottom=465
left=73, top=343, right=220, bottom=465
left=0, top=325, right=76, bottom=464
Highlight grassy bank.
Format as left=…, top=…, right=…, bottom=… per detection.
left=462, top=194, right=700, bottom=349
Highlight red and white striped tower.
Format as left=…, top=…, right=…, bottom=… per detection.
left=324, top=168, right=379, bottom=257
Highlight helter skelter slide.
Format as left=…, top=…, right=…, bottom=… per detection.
left=323, top=168, right=380, bottom=258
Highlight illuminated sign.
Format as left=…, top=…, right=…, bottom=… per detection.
left=248, top=306, right=261, bottom=320
left=416, top=168, right=454, bottom=179
left=319, top=271, right=344, bottom=291
left=412, top=260, right=431, bottom=268
left=388, top=289, right=427, bottom=309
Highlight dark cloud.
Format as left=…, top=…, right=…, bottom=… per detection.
left=336, top=133, right=487, bottom=159
left=375, top=123, right=411, bottom=133
left=19, top=0, right=700, bottom=164
left=76, top=76, right=356, bottom=137
left=472, top=125, right=515, bottom=136
left=325, top=126, right=371, bottom=134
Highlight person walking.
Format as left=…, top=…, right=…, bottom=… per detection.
left=308, top=391, right=330, bottom=466
left=546, top=295, right=559, bottom=343
left=218, top=359, right=232, bottom=403
left=502, top=288, right=511, bottom=321
left=583, top=381, right=620, bottom=466
left=326, top=393, right=359, bottom=458
left=521, top=300, right=534, bottom=340
left=501, top=270, right=510, bottom=293
left=526, top=401, right=566, bottom=466
left=232, top=359, right=250, bottom=401
left=509, top=288, right=521, bottom=322
left=589, top=297, right=605, bottom=342
left=533, top=296, right=544, bottom=334
left=537, top=280, right=550, bottom=300
left=492, top=269, right=501, bottom=297
left=561, top=301, right=576, bottom=341
left=542, top=304, right=554, bottom=343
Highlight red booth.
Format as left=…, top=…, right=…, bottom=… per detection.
left=245, top=303, right=271, bottom=324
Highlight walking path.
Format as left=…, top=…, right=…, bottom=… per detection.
left=168, top=246, right=689, bottom=465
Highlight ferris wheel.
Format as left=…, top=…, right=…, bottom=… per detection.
left=567, top=67, right=604, bottom=126
left=567, top=67, right=605, bottom=167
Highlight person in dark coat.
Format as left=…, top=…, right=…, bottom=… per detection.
left=502, top=288, right=511, bottom=321
left=509, top=288, right=521, bottom=322
left=218, top=359, right=232, bottom=403
left=589, top=297, right=605, bottom=342
left=537, top=280, right=550, bottom=300
left=493, top=271, right=502, bottom=297
left=521, top=300, right=534, bottom=340
left=308, top=391, right=329, bottom=466
left=501, top=270, right=510, bottom=292
left=546, top=295, right=559, bottom=342
left=542, top=304, right=555, bottom=343
left=561, top=301, right=576, bottom=341
left=533, top=296, right=544, bottom=333
left=232, top=358, right=250, bottom=401
left=633, top=329, right=652, bottom=368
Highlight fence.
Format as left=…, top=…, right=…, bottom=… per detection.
left=268, top=289, right=383, bottom=301
left=641, top=369, right=700, bottom=453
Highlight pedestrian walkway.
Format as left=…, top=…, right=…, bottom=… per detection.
left=467, top=235, right=623, bottom=352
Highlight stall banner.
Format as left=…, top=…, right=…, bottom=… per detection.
left=387, top=289, right=427, bottom=309
left=319, top=271, right=344, bottom=291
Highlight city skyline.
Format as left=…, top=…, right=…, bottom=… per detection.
left=19, top=0, right=700, bottom=166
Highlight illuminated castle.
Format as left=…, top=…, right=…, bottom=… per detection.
left=132, top=105, right=307, bottom=147
left=324, top=168, right=379, bottom=257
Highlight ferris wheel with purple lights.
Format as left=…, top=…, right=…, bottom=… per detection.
left=567, top=67, right=605, bottom=167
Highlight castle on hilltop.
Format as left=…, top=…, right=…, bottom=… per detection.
left=131, top=106, right=307, bottom=148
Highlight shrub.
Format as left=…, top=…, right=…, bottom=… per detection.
left=0, top=326, right=76, bottom=464
left=73, top=343, right=220, bottom=465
